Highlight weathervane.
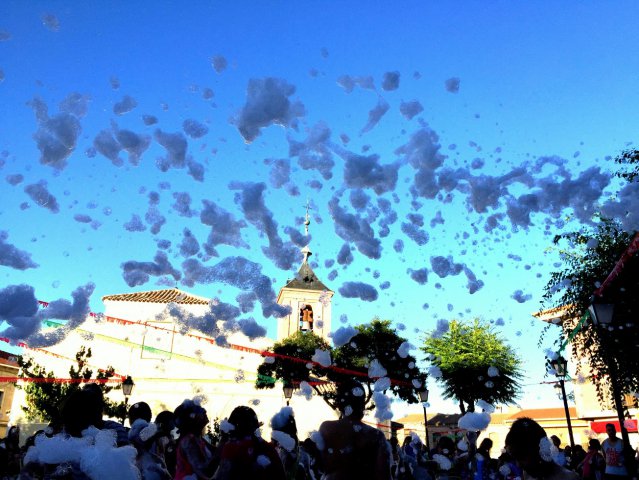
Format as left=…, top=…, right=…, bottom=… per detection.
left=304, top=199, right=311, bottom=236
left=302, top=200, right=312, bottom=262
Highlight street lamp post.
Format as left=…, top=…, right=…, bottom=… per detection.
left=418, top=387, right=430, bottom=452
left=283, top=383, right=294, bottom=406
left=121, top=375, right=134, bottom=424
left=550, top=355, right=575, bottom=449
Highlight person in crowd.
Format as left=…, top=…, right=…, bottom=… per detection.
left=474, top=438, right=494, bottom=480
left=497, top=451, right=523, bottom=480
left=173, top=399, right=217, bottom=480
left=389, top=437, right=403, bottom=479
left=81, top=383, right=129, bottom=446
left=128, top=418, right=171, bottom=480
left=429, top=435, right=458, bottom=479
left=128, top=401, right=153, bottom=426
left=151, top=410, right=177, bottom=477
left=318, top=380, right=392, bottom=480
left=572, top=445, right=587, bottom=473
left=301, top=437, right=323, bottom=480
left=0, top=425, right=21, bottom=478
left=602, top=424, right=629, bottom=480
left=213, top=405, right=285, bottom=479
left=579, top=439, right=605, bottom=480
left=403, top=436, right=417, bottom=459
left=505, top=417, right=579, bottom=480
left=401, top=435, right=417, bottom=478
left=552, top=436, right=568, bottom=467
left=21, top=387, right=136, bottom=478
left=565, top=446, right=574, bottom=470
left=269, top=406, right=313, bottom=479
left=412, top=441, right=431, bottom=480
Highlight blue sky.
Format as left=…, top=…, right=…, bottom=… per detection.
left=1, top=1, right=639, bottom=414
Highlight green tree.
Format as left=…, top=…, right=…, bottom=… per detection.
left=541, top=219, right=638, bottom=404
left=256, top=319, right=427, bottom=412
left=331, top=320, right=427, bottom=409
left=18, top=346, right=126, bottom=424
left=422, top=319, right=522, bottom=414
left=256, top=330, right=331, bottom=394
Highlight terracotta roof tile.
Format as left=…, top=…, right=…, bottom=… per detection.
left=508, top=407, right=577, bottom=421
left=102, top=288, right=210, bottom=305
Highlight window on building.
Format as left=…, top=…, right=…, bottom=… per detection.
left=299, top=305, right=314, bottom=331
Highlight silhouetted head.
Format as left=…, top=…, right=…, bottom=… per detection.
left=335, top=380, right=366, bottom=420
left=479, top=438, right=493, bottom=453
left=588, top=438, right=601, bottom=451
left=228, top=406, right=260, bottom=439
left=62, top=388, right=103, bottom=436
left=128, top=401, right=152, bottom=425
left=506, top=417, right=553, bottom=478
left=174, top=399, right=208, bottom=436
left=436, top=435, right=455, bottom=455
left=155, top=410, right=176, bottom=434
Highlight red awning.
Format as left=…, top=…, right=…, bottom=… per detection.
left=590, top=419, right=638, bottom=434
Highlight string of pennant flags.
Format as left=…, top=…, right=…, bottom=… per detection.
left=0, top=300, right=416, bottom=389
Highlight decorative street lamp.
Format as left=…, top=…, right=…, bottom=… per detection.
left=588, top=302, right=614, bottom=326
left=418, top=387, right=430, bottom=452
left=121, top=376, right=135, bottom=424
left=283, top=383, right=294, bottom=406
left=550, top=355, right=575, bottom=449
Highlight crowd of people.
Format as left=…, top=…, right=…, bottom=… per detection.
left=0, top=381, right=637, bottom=480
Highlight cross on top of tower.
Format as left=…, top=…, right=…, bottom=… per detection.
left=304, top=199, right=311, bottom=236
left=302, top=200, right=312, bottom=263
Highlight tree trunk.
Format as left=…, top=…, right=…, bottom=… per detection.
left=459, top=399, right=466, bottom=414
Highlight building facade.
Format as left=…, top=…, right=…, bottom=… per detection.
left=8, top=246, right=339, bottom=439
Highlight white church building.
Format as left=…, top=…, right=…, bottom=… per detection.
left=10, top=244, right=342, bottom=438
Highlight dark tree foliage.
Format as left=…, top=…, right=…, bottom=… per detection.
left=18, top=346, right=126, bottom=423
left=256, top=320, right=427, bottom=412
left=256, top=330, right=331, bottom=395
left=422, top=319, right=523, bottom=414
left=541, top=219, right=638, bottom=406
left=331, top=320, right=427, bottom=409
left=615, top=148, right=639, bottom=183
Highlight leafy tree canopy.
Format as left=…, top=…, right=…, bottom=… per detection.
left=615, top=148, right=639, bottom=183
left=422, top=318, right=522, bottom=414
left=18, top=346, right=126, bottom=424
left=541, top=218, right=638, bottom=404
left=256, top=319, right=427, bottom=412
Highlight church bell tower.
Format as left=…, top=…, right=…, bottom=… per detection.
left=276, top=207, right=333, bottom=342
